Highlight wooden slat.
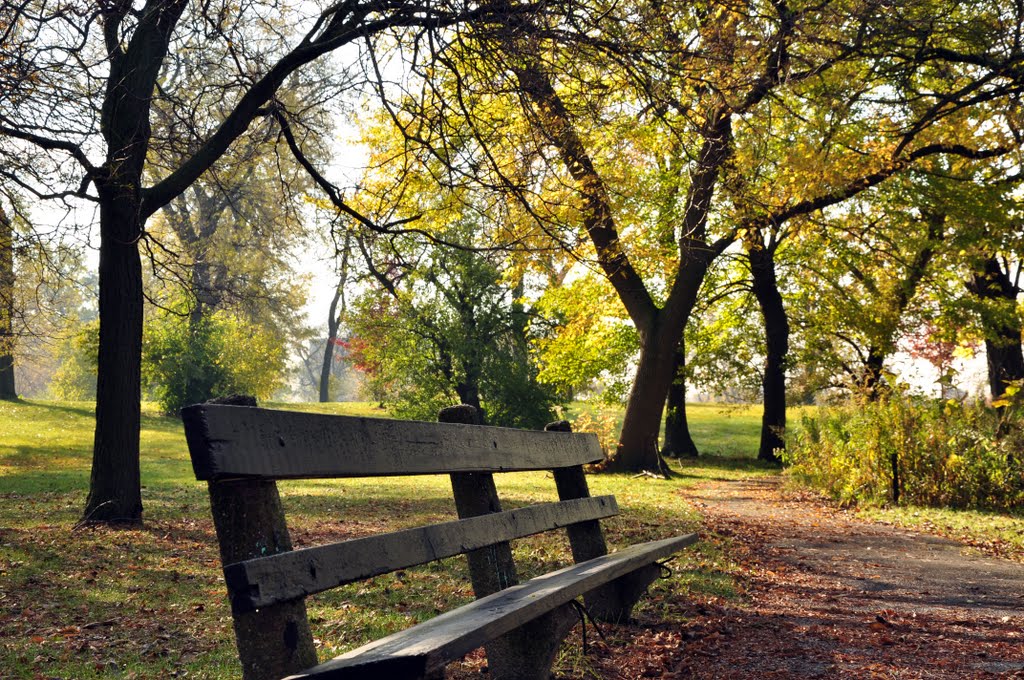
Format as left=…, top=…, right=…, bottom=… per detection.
left=181, top=405, right=603, bottom=480
left=283, top=533, right=699, bottom=679
left=225, top=496, right=619, bottom=612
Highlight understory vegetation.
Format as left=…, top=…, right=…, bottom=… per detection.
left=786, top=393, right=1024, bottom=512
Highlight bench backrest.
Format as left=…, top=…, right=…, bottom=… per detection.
left=182, top=402, right=614, bottom=680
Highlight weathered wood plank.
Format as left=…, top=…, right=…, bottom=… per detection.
left=182, top=404, right=603, bottom=480
left=225, top=496, right=619, bottom=612
left=283, top=533, right=699, bottom=680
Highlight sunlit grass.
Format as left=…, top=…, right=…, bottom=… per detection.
left=856, top=504, right=1024, bottom=561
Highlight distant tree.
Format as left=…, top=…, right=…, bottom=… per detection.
left=320, top=232, right=353, bottom=403
left=0, top=199, right=13, bottom=399
left=142, top=298, right=288, bottom=414
left=348, top=228, right=558, bottom=429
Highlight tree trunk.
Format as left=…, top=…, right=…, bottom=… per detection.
left=611, top=253, right=714, bottom=474
left=985, top=336, right=1024, bottom=399
left=455, top=376, right=484, bottom=418
left=662, top=341, right=698, bottom=458
left=320, top=236, right=350, bottom=403
left=969, top=256, right=1024, bottom=400
left=749, top=243, right=788, bottom=463
left=862, top=345, right=887, bottom=401
left=319, top=285, right=342, bottom=403
left=0, top=202, right=15, bottom=400
left=84, top=182, right=144, bottom=525
left=614, top=339, right=676, bottom=475
left=82, top=0, right=189, bottom=525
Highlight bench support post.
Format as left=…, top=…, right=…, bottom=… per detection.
left=440, top=405, right=576, bottom=680
left=195, top=396, right=318, bottom=680
left=547, top=420, right=656, bottom=623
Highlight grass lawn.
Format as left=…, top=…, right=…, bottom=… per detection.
left=5, top=399, right=1016, bottom=678
left=0, top=399, right=766, bottom=680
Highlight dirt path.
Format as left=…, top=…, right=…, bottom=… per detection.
left=674, top=476, right=1024, bottom=679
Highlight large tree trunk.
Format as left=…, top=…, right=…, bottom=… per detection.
left=84, top=182, right=144, bottom=524
left=0, top=202, right=15, bottom=400
left=662, top=341, right=699, bottom=458
left=83, top=0, right=188, bottom=524
left=749, top=243, right=788, bottom=463
left=612, top=252, right=714, bottom=474
left=512, top=50, right=733, bottom=474
left=969, top=256, right=1024, bottom=400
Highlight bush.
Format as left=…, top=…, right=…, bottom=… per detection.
left=785, top=393, right=1024, bottom=511
left=143, top=308, right=287, bottom=414
left=48, top=319, right=99, bottom=400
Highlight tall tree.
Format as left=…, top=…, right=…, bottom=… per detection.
left=367, top=0, right=856, bottom=472
left=348, top=225, right=558, bottom=428
left=0, top=199, right=14, bottom=399
left=1, top=0, right=517, bottom=524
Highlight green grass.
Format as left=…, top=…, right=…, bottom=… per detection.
left=3, top=397, right=1020, bottom=678
left=0, top=398, right=788, bottom=679
left=855, top=505, right=1024, bottom=560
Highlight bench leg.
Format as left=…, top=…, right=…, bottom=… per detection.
left=485, top=602, right=577, bottom=680
left=585, top=563, right=662, bottom=624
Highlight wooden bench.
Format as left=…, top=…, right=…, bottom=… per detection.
left=182, top=399, right=697, bottom=680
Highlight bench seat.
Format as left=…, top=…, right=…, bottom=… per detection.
left=286, top=534, right=697, bottom=679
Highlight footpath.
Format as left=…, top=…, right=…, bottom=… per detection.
left=675, top=476, right=1024, bottom=679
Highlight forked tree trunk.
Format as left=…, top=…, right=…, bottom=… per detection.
left=0, top=203, right=15, bottom=400
left=662, top=341, right=698, bottom=458
left=749, top=243, right=787, bottom=463
left=612, top=253, right=715, bottom=474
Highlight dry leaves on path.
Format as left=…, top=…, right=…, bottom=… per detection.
left=674, top=477, right=1024, bottom=679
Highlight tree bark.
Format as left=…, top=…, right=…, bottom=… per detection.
left=0, top=202, right=15, bottom=400
left=749, top=242, right=788, bottom=463
left=83, top=0, right=189, bottom=525
left=662, top=340, right=698, bottom=458
left=84, top=179, right=145, bottom=524
left=968, top=255, right=1024, bottom=400
left=861, top=345, right=887, bottom=401
left=612, top=249, right=717, bottom=474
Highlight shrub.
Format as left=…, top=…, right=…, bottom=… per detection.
left=785, top=393, right=1024, bottom=511
left=48, top=319, right=99, bottom=400
left=143, top=308, right=287, bottom=414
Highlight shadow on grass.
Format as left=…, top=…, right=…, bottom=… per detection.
left=14, top=399, right=95, bottom=419
left=669, top=454, right=782, bottom=479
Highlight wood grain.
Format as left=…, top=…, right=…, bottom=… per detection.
left=225, top=496, right=619, bottom=612
left=283, top=533, right=699, bottom=679
left=182, top=405, right=603, bottom=480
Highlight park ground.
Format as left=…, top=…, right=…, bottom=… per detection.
left=1, top=400, right=1023, bottom=679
